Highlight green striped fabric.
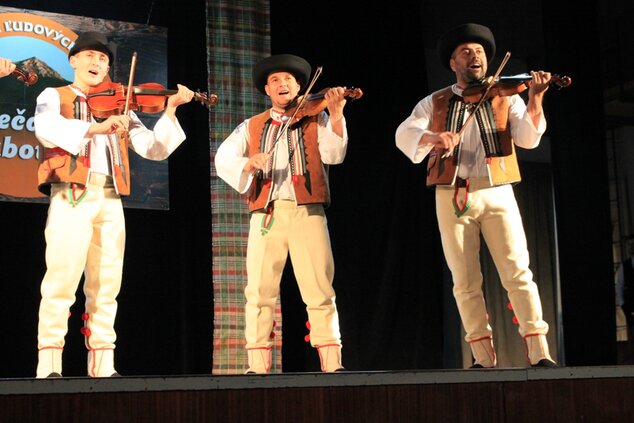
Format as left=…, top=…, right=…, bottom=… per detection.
left=207, top=0, right=283, bottom=374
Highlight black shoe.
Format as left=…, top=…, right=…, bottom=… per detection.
left=111, top=372, right=122, bottom=377
left=531, top=359, right=558, bottom=368
left=469, top=363, right=496, bottom=369
left=46, top=372, right=62, bottom=378
left=334, top=367, right=346, bottom=372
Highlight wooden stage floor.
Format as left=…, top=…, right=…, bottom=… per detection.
left=1, top=365, right=633, bottom=422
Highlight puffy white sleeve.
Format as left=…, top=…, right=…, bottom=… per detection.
left=127, top=111, right=186, bottom=160
left=317, top=111, right=348, bottom=164
left=34, top=87, right=91, bottom=153
left=508, top=94, right=547, bottom=150
left=395, top=96, right=435, bottom=164
left=215, top=120, right=253, bottom=194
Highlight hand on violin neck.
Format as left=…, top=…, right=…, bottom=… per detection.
left=0, top=58, right=16, bottom=78
left=164, top=84, right=195, bottom=120
left=527, top=70, right=551, bottom=97
left=525, top=70, right=551, bottom=126
left=324, top=87, right=346, bottom=136
left=86, top=114, right=131, bottom=137
left=324, top=87, right=347, bottom=116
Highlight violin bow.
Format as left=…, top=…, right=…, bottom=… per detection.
left=442, top=51, right=511, bottom=159
left=116, top=51, right=138, bottom=185
left=123, top=52, right=138, bottom=120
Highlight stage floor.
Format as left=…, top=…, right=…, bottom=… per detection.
left=1, top=366, right=633, bottom=422
left=2, top=364, right=634, bottom=395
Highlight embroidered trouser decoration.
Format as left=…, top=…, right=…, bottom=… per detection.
left=317, top=344, right=344, bottom=372
left=246, top=347, right=272, bottom=374
left=36, top=347, right=63, bottom=378
left=260, top=207, right=274, bottom=235
left=83, top=313, right=117, bottom=377
left=523, top=333, right=554, bottom=365
left=452, top=178, right=471, bottom=217
left=469, top=336, right=497, bottom=368
left=69, top=183, right=88, bottom=206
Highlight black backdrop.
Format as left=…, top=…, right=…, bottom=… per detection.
left=0, top=0, right=617, bottom=377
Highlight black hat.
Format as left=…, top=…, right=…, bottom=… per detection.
left=68, top=32, right=115, bottom=64
left=437, top=23, right=496, bottom=70
left=252, top=54, right=311, bottom=94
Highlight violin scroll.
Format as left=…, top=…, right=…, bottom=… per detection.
left=342, top=87, right=364, bottom=101
left=551, top=75, right=572, bottom=89
left=10, top=66, right=38, bottom=86
left=193, top=90, right=218, bottom=108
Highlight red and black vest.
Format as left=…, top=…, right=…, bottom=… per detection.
left=37, top=86, right=131, bottom=196
left=246, top=110, right=330, bottom=212
left=426, top=86, right=521, bottom=187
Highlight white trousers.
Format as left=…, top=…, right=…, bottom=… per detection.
left=436, top=181, right=549, bottom=342
left=37, top=175, right=124, bottom=376
left=245, top=201, right=341, bottom=349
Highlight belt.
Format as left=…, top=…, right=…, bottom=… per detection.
left=88, top=173, right=114, bottom=188
left=437, top=177, right=493, bottom=191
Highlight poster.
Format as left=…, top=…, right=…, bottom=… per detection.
left=0, top=6, right=171, bottom=209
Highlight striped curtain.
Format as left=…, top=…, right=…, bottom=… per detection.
left=206, top=0, right=283, bottom=374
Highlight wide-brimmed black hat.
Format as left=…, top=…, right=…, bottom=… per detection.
left=68, top=32, right=115, bottom=64
left=437, top=23, right=496, bottom=69
left=252, top=54, right=311, bottom=94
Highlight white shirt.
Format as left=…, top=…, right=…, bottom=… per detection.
left=215, top=109, right=348, bottom=198
left=34, top=86, right=187, bottom=176
left=395, top=87, right=546, bottom=178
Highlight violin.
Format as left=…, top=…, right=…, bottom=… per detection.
left=283, top=87, right=363, bottom=126
left=462, top=73, right=572, bottom=104
left=10, top=66, right=38, bottom=86
left=86, top=81, right=218, bottom=117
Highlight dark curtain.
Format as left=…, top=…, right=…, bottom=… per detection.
left=479, top=162, right=560, bottom=367
left=543, top=0, right=616, bottom=365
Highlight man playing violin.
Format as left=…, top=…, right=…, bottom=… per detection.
left=215, top=54, right=348, bottom=373
left=33, top=32, right=194, bottom=378
left=0, top=57, right=16, bottom=78
left=396, top=23, right=557, bottom=368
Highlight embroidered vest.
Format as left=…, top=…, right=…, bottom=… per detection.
left=426, top=86, right=521, bottom=187
left=37, top=86, right=131, bottom=196
left=246, top=110, right=330, bottom=212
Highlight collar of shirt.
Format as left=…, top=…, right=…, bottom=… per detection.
left=270, top=109, right=288, bottom=123
left=451, top=84, right=464, bottom=96
left=69, top=84, right=88, bottom=98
